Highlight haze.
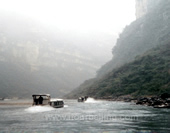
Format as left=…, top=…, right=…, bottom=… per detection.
left=0, top=0, right=136, bottom=97
left=0, top=0, right=135, bottom=34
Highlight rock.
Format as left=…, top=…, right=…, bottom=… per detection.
left=136, top=97, right=149, bottom=105
left=166, top=98, right=170, bottom=103
left=136, top=96, right=170, bottom=108
left=160, top=93, right=170, bottom=99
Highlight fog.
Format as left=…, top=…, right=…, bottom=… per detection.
left=0, top=0, right=135, bottom=65
left=0, top=0, right=135, bottom=32
left=0, top=0, right=136, bottom=97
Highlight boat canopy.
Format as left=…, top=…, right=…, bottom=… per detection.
left=32, top=94, right=50, bottom=97
left=32, top=94, right=51, bottom=105
left=50, top=99, right=63, bottom=102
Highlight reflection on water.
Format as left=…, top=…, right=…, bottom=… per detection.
left=0, top=99, right=170, bottom=133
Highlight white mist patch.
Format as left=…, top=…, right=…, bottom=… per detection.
left=85, top=98, right=100, bottom=103
left=25, top=106, right=55, bottom=113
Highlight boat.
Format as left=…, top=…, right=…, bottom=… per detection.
left=0, top=98, right=4, bottom=100
left=78, top=96, right=88, bottom=102
left=49, top=99, right=64, bottom=108
left=32, top=94, right=64, bottom=108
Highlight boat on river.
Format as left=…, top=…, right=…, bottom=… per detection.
left=32, top=94, right=64, bottom=108
left=78, top=96, right=88, bottom=102
left=50, top=99, right=64, bottom=108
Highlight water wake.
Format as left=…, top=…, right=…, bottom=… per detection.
left=25, top=106, right=55, bottom=113
left=64, top=105, right=68, bottom=107
left=85, top=98, right=100, bottom=103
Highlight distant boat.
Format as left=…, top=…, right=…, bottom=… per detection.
left=0, top=98, right=4, bottom=100
left=3, top=98, right=11, bottom=101
left=32, top=94, right=64, bottom=108
left=78, top=96, right=88, bottom=102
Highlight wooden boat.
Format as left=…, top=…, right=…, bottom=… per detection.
left=32, top=94, right=64, bottom=108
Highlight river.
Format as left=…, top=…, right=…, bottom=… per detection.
left=0, top=98, right=170, bottom=133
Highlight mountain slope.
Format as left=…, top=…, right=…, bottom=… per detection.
left=66, top=43, right=170, bottom=98
left=65, top=0, right=170, bottom=99
left=97, top=0, right=170, bottom=77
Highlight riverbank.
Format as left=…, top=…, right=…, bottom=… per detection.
left=0, top=102, right=31, bottom=105
left=136, top=97, right=170, bottom=108
left=0, top=99, right=32, bottom=105
left=97, top=93, right=170, bottom=108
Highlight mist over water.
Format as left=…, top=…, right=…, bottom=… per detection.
left=0, top=0, right=169, bottom=132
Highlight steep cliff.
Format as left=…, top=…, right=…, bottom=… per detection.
left=97, top=0, right=170, bottom=77
left=66, top=43, right=170, bottom=98
left=65, top=0, right=170, bottom=98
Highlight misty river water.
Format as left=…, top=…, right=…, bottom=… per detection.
left=0, top=98, right=170, bottom=133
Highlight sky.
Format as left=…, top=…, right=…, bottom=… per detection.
left=0, top=0, right=136, bottom=34
left=0, top=0, right=136, bottom=89
left=0, top=0, right=136, bottom=68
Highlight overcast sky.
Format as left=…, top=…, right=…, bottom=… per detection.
left=0, top=0, right=136, bottom=67
left=0, top=0, right=136, bottom=34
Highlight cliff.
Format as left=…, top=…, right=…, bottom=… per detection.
left=97, top=0, right=170, bottom=77
left=66, top=43, right=170, bottom=98
left=65, top=0, right=170, bottom=99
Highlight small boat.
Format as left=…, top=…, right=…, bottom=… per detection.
left=0, top=98, right=4, bottom=100
left=32, top=94, right=64, bottom=108
left=78, top=96, right=88, bottom=102
left=50, top=99, right=64, bottom=108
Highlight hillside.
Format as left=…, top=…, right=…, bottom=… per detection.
left=65, top=43, right=170, bottom=99
left=65, top=0, right=170, bottom=99
left=97, top=0, right=170, bottom=77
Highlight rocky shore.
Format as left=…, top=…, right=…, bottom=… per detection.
left=136, top=93, right=170, bottom=108
left=98, top=93, right=170, bottom=108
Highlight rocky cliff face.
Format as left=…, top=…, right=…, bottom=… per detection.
left=135, top=0, right=161, bottom=18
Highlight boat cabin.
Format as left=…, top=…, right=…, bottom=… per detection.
left=50, top=99, right=64, bottom=108
left=32, top=94, right=64, bottom=108
left=32, top=94, right=50, bottom=105
left=78, top=96, right=88, bottom=102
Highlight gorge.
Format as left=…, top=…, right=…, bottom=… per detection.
left=65, top=0, right=170, bottom=99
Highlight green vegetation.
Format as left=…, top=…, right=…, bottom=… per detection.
left=66, top=43, right=170, bottom=98
left=65, top=0, right=170, bottom=99
left=97, top=0, right=170, bottom=77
